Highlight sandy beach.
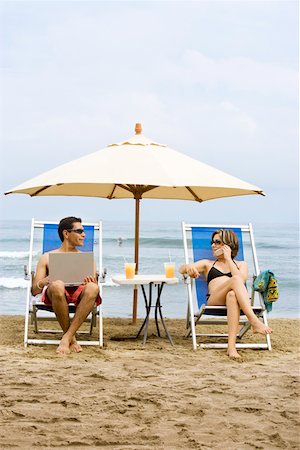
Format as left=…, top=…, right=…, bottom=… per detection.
left=0, top=316, right=299, bottom=449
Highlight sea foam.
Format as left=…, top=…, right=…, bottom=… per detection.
left=0, top=251, right=39, bottom=259
left=0, top=278, right=29, bottom=289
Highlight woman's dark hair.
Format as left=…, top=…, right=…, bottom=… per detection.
left=212, top=229, right=239, bottom=258
left=58, top=216, right=82, bottom=242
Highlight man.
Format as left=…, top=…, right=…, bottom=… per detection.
left=32, top=216, right=101, bottom=355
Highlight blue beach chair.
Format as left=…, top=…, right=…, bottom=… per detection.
left=181, top=223, right=272, bottom=351
left=24, top=219, right=105, bottom=348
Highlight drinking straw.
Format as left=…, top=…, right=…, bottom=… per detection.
left=168, top=251, right=171, bottom=263
left=123, top=256, right=128, bottom=264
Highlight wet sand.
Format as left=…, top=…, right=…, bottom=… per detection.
left=0, top=316, right=299, bottom=449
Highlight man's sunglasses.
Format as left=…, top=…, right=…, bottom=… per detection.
left=211, top=239, right=222, bottom=245
left=67, top=228, right=85, bottom=234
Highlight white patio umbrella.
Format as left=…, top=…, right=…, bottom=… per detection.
left=5, top=123, right=264, bottom=321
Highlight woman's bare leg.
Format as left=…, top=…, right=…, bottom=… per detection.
left=226, top=291, right=241, bottom=358
left=208, top=275, right=272, bottom=335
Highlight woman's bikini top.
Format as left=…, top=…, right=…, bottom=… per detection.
left=206, top=260, right=238, bottom=285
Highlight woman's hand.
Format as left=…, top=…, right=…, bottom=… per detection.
left=222, top=244, right=232, bottom=261
left=185, top=264, right=200, bottom=279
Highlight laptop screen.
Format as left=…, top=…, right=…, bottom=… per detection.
left=48, top=252, right=95, bottom=286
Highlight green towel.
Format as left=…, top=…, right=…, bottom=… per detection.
left=253, top=270, right=279, bottom=312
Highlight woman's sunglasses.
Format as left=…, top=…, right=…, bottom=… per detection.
left=211, top=239, right=222, bottom=245
left=67, top=228, right=85, bottom=234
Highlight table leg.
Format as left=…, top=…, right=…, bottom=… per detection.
left=110, top=281, right=174, bottom=345
left=154, top=284, right=163, bottom=337
left=112, top=284, right=150, bottom=342
left=142, top=283, right=153, bottom=344
left=135, top=283, right=150, bottom=338
left=156, top=283, right=174, bottom=346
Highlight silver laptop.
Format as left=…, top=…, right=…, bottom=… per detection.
left=49, top=252, right=95, bottom=286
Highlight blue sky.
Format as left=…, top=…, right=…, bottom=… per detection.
left=1, top=1, right=298, bottom=224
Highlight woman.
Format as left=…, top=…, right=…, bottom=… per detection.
left=179, top=229, right=272, bottom=358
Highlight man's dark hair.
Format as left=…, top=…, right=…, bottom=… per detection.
left=58, top=216, right=82, bottom=242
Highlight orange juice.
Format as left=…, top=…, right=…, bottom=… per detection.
left=164, top=262, right=175, bottom=278
left=125, top=263, right=136, bottom=279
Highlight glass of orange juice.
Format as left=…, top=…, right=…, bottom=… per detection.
left=125, top=262, right=136, bottom=279
left=164, top=262, right=175, bottom=278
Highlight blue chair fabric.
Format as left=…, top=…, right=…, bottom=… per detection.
left=43, top=224, right=94, bottom=253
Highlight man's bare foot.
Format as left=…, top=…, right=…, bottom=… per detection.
left=56, top=336, right=71, bottom=355
left=70, top=338, right=82, bottom=353
left=252, top=320, right=272, bottom=335
left=227, top=348, right=241, bottom=359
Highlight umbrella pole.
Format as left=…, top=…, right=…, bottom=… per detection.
left=132, top=197, right=140, bottom=324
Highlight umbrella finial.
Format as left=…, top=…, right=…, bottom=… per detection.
left=135, top=123, right=142, bottom=134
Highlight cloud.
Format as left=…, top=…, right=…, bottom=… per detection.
left=162, top=50, right=297, bottom=99
left=219, top=101, right=257, bottom=131
left=219, top=101, right=240, bottom=113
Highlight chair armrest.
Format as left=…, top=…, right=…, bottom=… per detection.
left=24, top=265, right=30, bottom=280
left=97, top=268, right=107, bottom=283
left=182, top=274, right=192, bottom=285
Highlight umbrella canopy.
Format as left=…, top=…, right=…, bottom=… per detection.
left=5, top=123, right=264, bottom=321
left=6, top=123, right=263, bottom=201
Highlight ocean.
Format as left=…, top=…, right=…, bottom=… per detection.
left=0, top=220, right=299, bottom=319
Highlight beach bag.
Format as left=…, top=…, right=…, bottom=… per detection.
left=253, top=270, right=279, bottom=312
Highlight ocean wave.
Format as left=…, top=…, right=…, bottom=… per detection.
left=104, top=237, right=183, bottom=248
left=0, top=237, right=30, bottom=243
left=0, top=251, right=39, bottom=259
left=0, top=277, right=29, bottom=288
left=256, top=242, right=287, bottom=250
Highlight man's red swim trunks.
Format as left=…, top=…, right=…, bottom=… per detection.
left=42, top=284, right=101, bottom=307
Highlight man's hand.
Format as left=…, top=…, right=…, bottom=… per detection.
left=83, top=276, right=97, bottom=284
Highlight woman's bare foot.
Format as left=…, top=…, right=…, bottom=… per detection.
left=252, top=320, right=272, bottom=335
left=56, top=336, right=71, bottom=355
left=227, top=348, right=241, bottom=359
left=70, top=338, right=82, bottom=353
